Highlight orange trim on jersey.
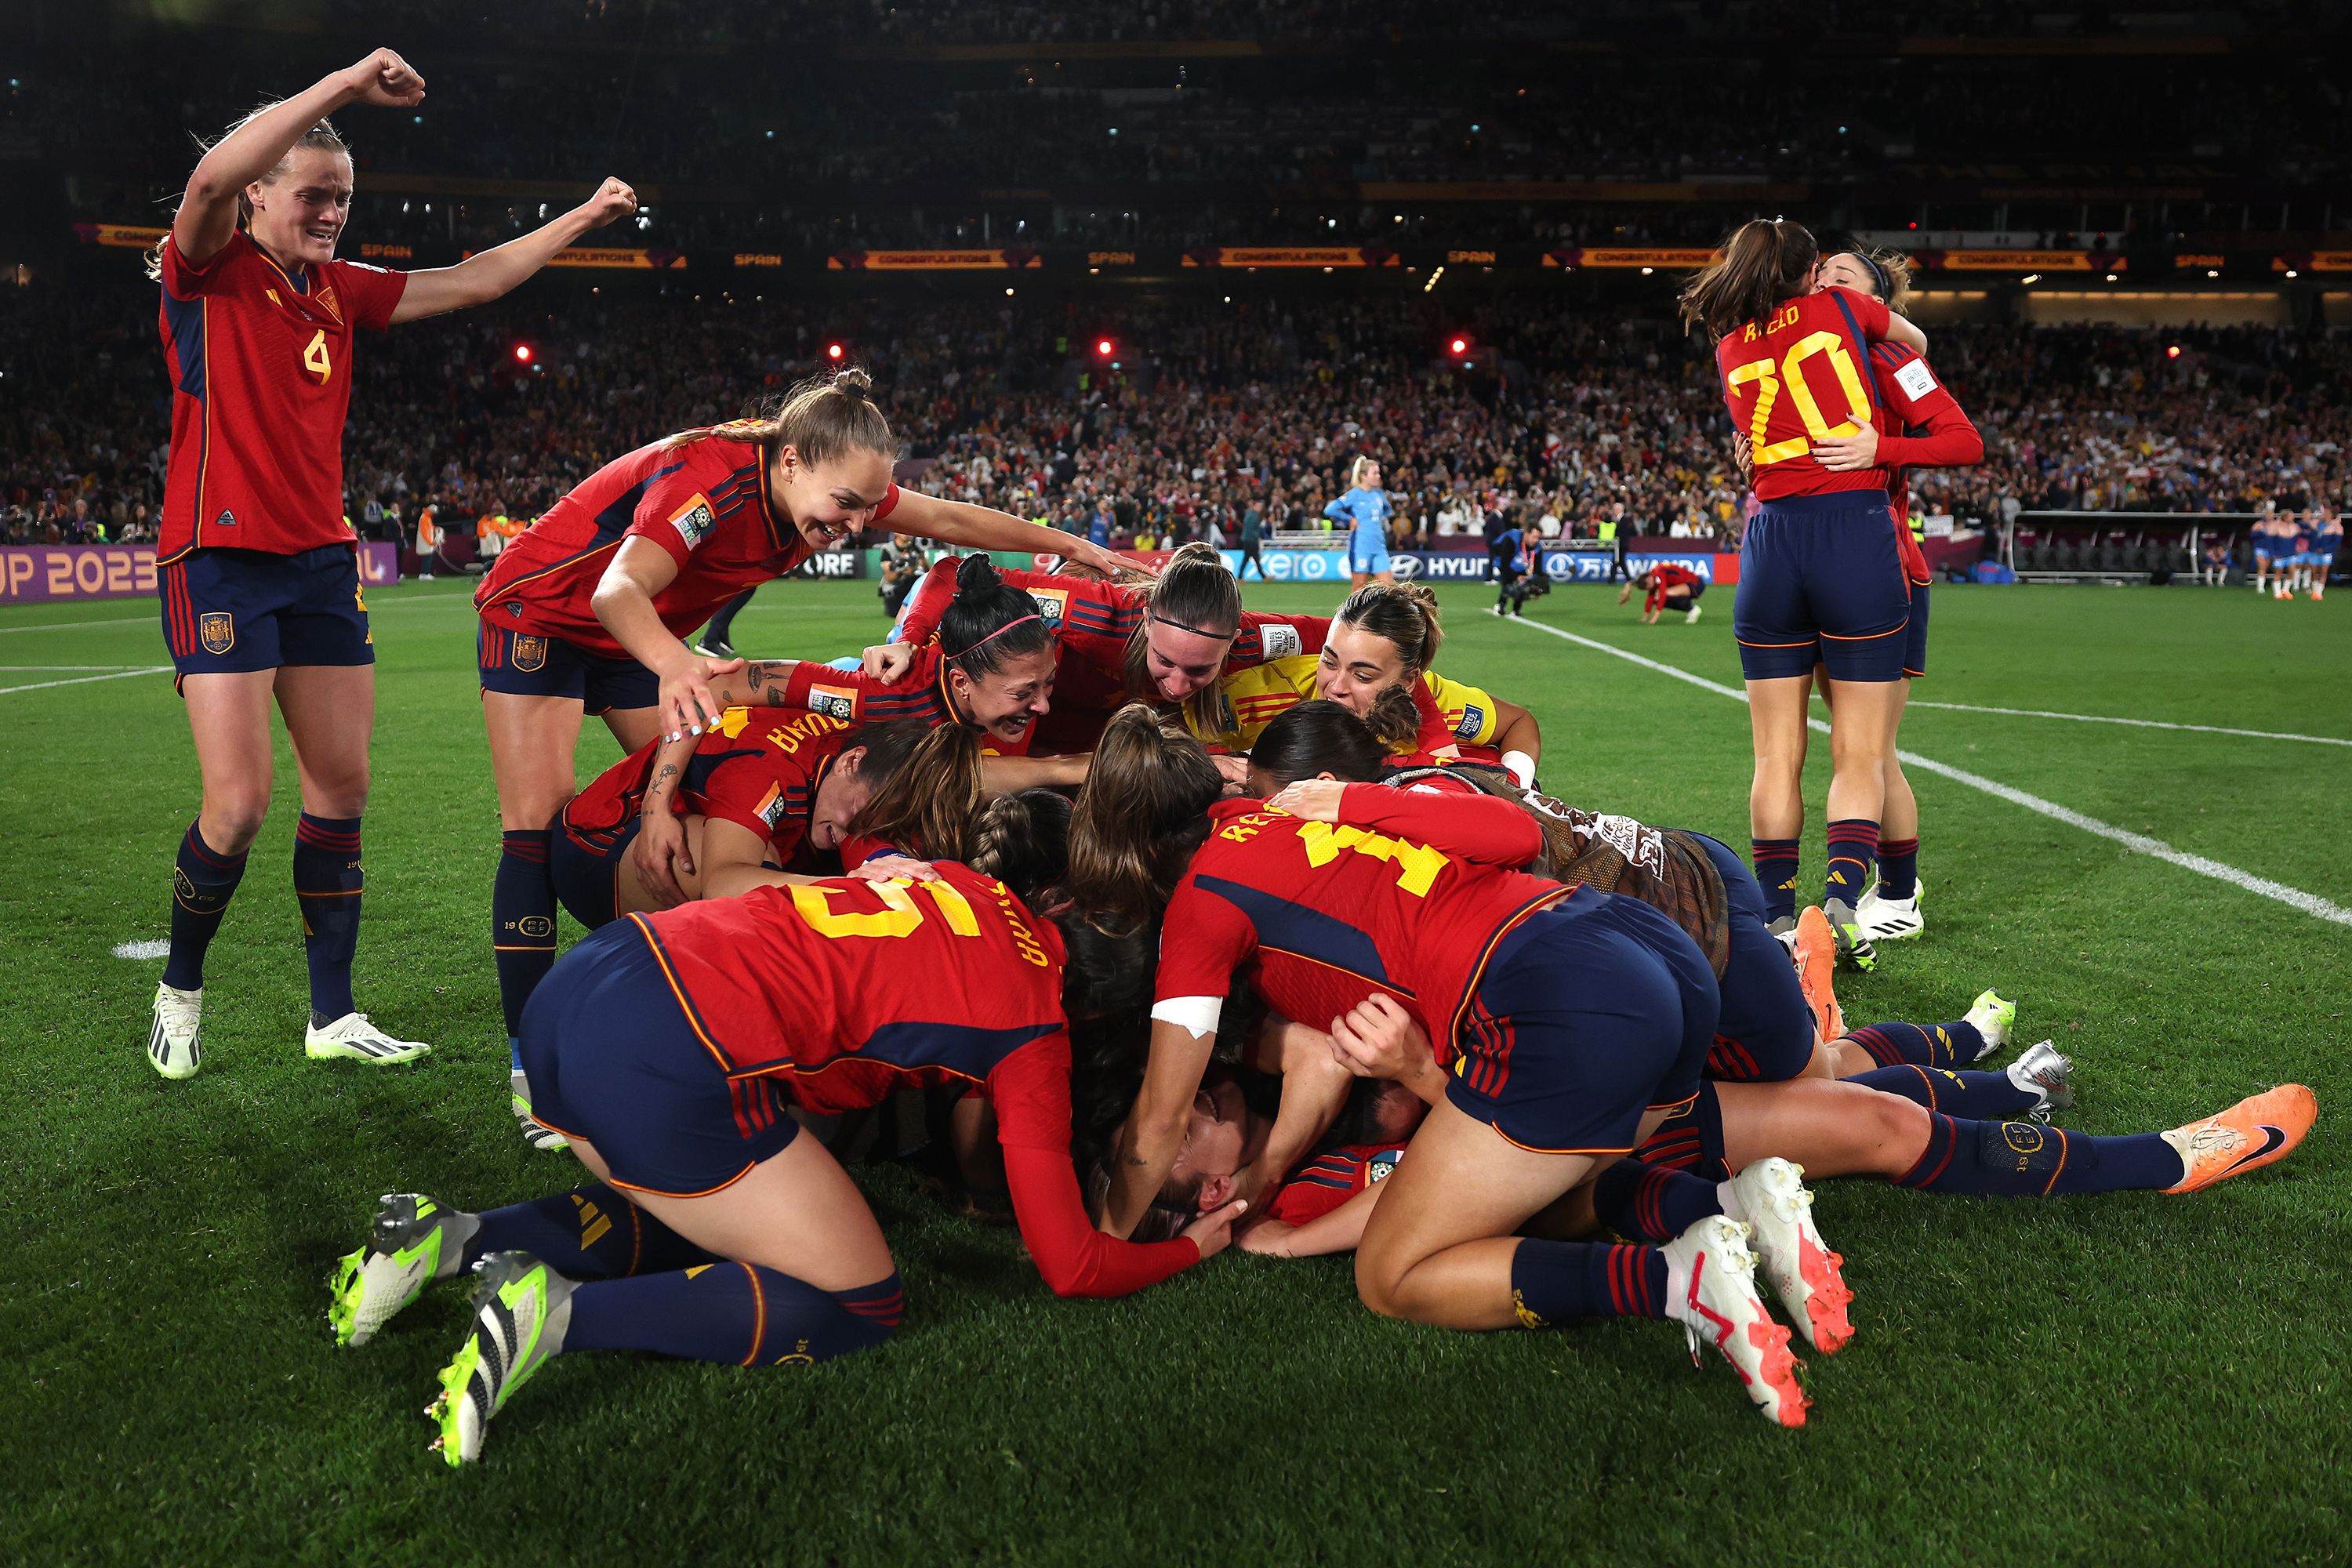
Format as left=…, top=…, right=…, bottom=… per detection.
left=1255, top=944, right=1419, bottom=1001
left=1443, top=884, right=1580, bottom=1053
left=728, top=1054, right=985, bottom=1088
left=625, top=913, right=734, bottom=1072
left=754, top=452, right=789, bottom=554
left=487, top=537, right=626, bottom=601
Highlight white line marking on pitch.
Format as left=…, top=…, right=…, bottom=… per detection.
left=113, top=939, right=171, bottom=960
left=0, top=589, right=476, bottom=637
left=0, top=664, right=157, bottom=671
left=0, top=666, right=173, bottom=695
left=1503, top=613, right=2352, bottom=928
left=1889, top=699, right=2350, bottom=749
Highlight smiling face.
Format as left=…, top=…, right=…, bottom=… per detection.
left=1313, top=621, right=1410, bottom=719
left=946, top=645, right=1058, bottom=743
left=806, top=747, right=873, bottom=852
left=1142, top=615, right=1236, bottom=702
left=774, top=446, right=897, bottom=552
left=246, top=146, right=354, bottom=270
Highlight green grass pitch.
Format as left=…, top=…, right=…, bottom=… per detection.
left=2, top=575, right=2346, bottom=1565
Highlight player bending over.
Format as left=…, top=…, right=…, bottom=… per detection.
left=1618, top=564, right=1707, bottom=625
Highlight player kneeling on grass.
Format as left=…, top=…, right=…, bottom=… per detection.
left=1076, top=707, right=1813, bottom=1427
left=328, top=787, right=1240, bottom=1467
left=1617, top=564, right=1707, bottom=625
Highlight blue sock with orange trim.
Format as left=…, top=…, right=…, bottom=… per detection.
left=1823, top=818, right=1878, bottom=908
left=163, top=819, right=248, bottom=991
left=460, top=1183, right=717, bottom=1277
left=1876, top=836, right=1920, bottom=900
left=1893, top=1114, right=2180, bottom=1196
left=293, top=814, right=364, bottom=1022
left=494, top=829, right=558, bottom=1041
left=1589, top=1158, right=1725, bottom=1245
left=1751, top=837, right=1801, bottom=924
left=564, top=1265, right=902, bottom=1365
left=1853, top=1065, right=2038, bottom=1119
left=1508, top=1238, right=1668, bottom=1323
left=1838, top=1018, right=1984, bottom=1071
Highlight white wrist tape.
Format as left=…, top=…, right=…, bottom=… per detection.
left=1502, top=750, right=1537, bottom=789
left=1149, top=995, right=1224, bottom=1040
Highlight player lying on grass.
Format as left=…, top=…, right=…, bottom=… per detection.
left=870, top=543, right=1332, bottom=754
left=1075, top=706, right=1817, bottom=1426
left=1617, top=564, right=1708, bottom=625
left=1164, top=998, right=2312, bottom=1265
left=328, top=787, right=1243, bottom=1468
left=1192, top=583, right=1542, bottom=785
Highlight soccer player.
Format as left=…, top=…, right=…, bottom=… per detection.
left=2282, top=508, right=2315, bottom=601
left=1681, top=218, right=1930, bottom=969
left=1325, top=457, right=1396, bottom=588
left=145, top=46, right=642, bottom=1078
left=1805, top=245, right=1984, bottom=946
left=479, top=381, right=1130, bottom=1146
left=2251, top=508, right=2278, bottom=596
left=325, top=789, right=1243, bottom=1466
left=1080, top=709, right=1814, bottom=1425
left=1618, top=563, right=1708, bottom=625
left=2314, top=503, right=2341, bottom=601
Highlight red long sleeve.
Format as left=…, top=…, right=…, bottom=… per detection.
left=1338, top=781, right=1541, bottom=866
left=1877, top=401, right=1984, bottom=470
left=893, top=556, right=963, bottom=646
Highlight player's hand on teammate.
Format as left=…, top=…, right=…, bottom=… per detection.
left=659, top=655, right=744, bottom=739
left=1074, top=540, right=1155, bottom=580
left=1180, top=1197, right=1249, bottom=1259
left=1730, top=431, right=1754, bottom=483
left=633, top=810, right=694, bottom=908
left=344, top=49, right=426, bottom=107
left=1327, top=993, right=1433, bottom=1085
left=1233, top=1217, right=1297, bottom=1257
left=578, top=177, right=639, bottom=229
left=1266, top=778, right=1346, bottom=822
left=1812, top=424, right=1879, bottom=472
left=850, top=853, right=941, bottom=884
left=1209, top=752, right=1252, bottom=796
left=862, top=642, right=919, bottom=683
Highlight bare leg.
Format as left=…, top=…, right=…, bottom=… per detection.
left=1745, top=673, right=1813, bottom=842
left=180, top=670, right=281, bottom=853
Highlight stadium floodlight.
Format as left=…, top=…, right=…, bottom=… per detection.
left=1449, top=335, right=1470, bottom=355
left=512, top=343, right=533, bottom=363
left=1095, top=338, right=1114, bottom=358
left=2168, top=345, right=2183, bottom=358
left=826, top=342, right=846, bottom=361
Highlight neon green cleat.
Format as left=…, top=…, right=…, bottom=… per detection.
left=1963, top=989, right=2016, bottom=1058
left=1820, top=898, right=1878, bottom=972
left=328, top=1193, right=473, bottom=1348
left=426, top=1253, right=574, bottom=1468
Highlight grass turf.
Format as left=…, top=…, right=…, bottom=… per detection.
left=1, top=575, right=2346, bottom=1566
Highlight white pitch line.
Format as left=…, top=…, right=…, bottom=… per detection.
left=0, top=664, right=158, bottom=670
left=0, top=614, right=151, bottom=634
left=1896, top=699, right=2351, bottom=749
left=1503, top=613, right=2352, bottom=928
left=112, top=938, right=171, bottom=960
left=0, top=666, right=172, bottom=695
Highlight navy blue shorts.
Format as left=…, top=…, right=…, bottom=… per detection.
left=1903, top=579, right=1929, bottom=679
left=477, top=619, right=660, bottom=716
left=517, top=919, right=799, bottom=1197
left=1635, top=1082, right=1730, bottom=1182
left=1447, top=887, right=1719, bottom=1156
left=1734, top=492, right=1909, bottom=683
left=159, top=546, right=372, bottom=681
left=548, top=813, right=636, bottom=931
left=1686, top=833, right=1813, bottom=1083
left=1664, top=580, right=1704, bottom=603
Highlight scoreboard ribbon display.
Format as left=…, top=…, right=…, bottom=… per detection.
left=828, top=249, right=1043, bottom=270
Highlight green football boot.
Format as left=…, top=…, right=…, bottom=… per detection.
left=426, top=1252, right=575, bottom=1468
left=328, top=1194, right=474, bottom=1348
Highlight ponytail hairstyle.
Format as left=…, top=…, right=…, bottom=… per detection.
left=1066, top=703, right=1225, bottom=931
left=1248, top=699, right=1387, bottom=791
left=663, top=368, right=896, bottom=470
left=941, top=554, right=1055, bottom=682
left=148, top=109, right=350, bottom=280
left=1122, top=540, right=1243, bottom=731
left=1836, top=244, right=1916, bottom=313
left=843, top=720, right=984, bottom=862
left=1348, top=455, right=1380, bottom=490
left=1677, top=218, right=1821, bottom=343
left=1334, top=579, right=1444, bottom=675
left=965, top=788, right=1074, bottom=910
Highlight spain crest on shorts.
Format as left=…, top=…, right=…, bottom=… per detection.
left=510, top=634, right=548, bottom=673
left=199, top=612, right=234, bottom=655
left=806, top=684, right=858, bottom=722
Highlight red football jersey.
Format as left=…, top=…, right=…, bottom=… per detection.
left=1864, top=343, right=1982, bottom=584
left=1644, top=563, right=1704, bottom=613
left=766, top=653, right=1038, bottom=757
left=155, top=230, right=408, bottom=561
left=1265, top=1143, right=1410, bottom=1226
left=1154, top=786, right=1566, bottom=1062
left=561, top=707, right=858, bottom=869
left=619, top=864, right=1195, bottom=1296
left=1714, top=285, right=1893, bottom=501
left=474, top=430, right=899, bottom=659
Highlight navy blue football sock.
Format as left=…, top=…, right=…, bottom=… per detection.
left=163, top=819, right=248, bottom=991
left=1875, top=836, right=1920, bottom=900
left=1853, top=1064, right=2038, bottom=1119
left=1751, top=837, right=1801, bottom=924
left=1508, top=1238, right=1668, bottom=1324
left=1823, top=818, right=1879, bottom=908
left=293, top=814, right=363, bottom=1022
left=565, top=1265, right=902, bottom=1365
left=1895, top=1115, right=2183, bottom=1197
left=1841, top=1018, right=1984, bottom=1071
left=1590, top=1159, right=1725, bottom=1245
left=493, top=829, right=558, bottom=1037
left=463, top=1183, right=718, bottom=1277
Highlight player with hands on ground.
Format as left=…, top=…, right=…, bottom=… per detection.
left=1618, top=564, right=1708, bottom=625
left=146, top=45, right=641, bottom=1080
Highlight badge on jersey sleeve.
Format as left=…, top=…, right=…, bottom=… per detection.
left=1258, top=623, right=1304, bottom=659
left=668, top=494, right=717, bottom=551
left=805, top=684, right=858, bottom=722
left=1893, top=359, right=1938, bottom=401
left=1025, top=586, right=1071, bottom=630
left=1453, top=704, right=1486, bottom=740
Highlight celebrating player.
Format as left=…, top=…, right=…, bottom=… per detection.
left=480, top=378, right=1131, bottom=1146
left=1617, top=563, right=1707, bottom=625
left=1077, top=707, right=1816, bottom=1425
left=326, top=789, right=1242, bottom=1466
left=144, top=47, right=641, bottom=1078
left=2313, top=503, right=2341, bottom=600
left=1681, top=218, right=1930, bottom=967
left=1325, top=457, right=1396, bottom=587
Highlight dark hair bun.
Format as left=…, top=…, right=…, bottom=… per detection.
left=955, top=552, right=1004, bottom=596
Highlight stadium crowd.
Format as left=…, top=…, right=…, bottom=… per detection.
left=6, top=281, right=2348, bottom=554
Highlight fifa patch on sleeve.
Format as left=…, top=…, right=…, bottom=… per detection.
left=1027, top=586, right=1070, bottom=630
left=805, top=684, right=858, bottom=721
left=1893, top=359, right=1938, bottom=401
left=669, top=494, right=717, bottom=551
left=1258, top=623, right=1303, bottom=659
left=756, top=783, right=790, bottom=830
left=1453, top=705, right=1486, bottom=740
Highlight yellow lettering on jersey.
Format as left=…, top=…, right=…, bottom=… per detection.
left=764, top=713, right=851, bottom=753
left=302, top=328, right=332, bottom=383
left=1219, top=811, right=1276, bottom=844
left=924, top=878, right=982, bottom=937
left=789, top=877, right=989, bottom=943
left=987, top=879, right=1054, bottom=967
left=1730, top=332, right=1871, bottom=468
left=1294, top=821, right=1448, bottom=897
